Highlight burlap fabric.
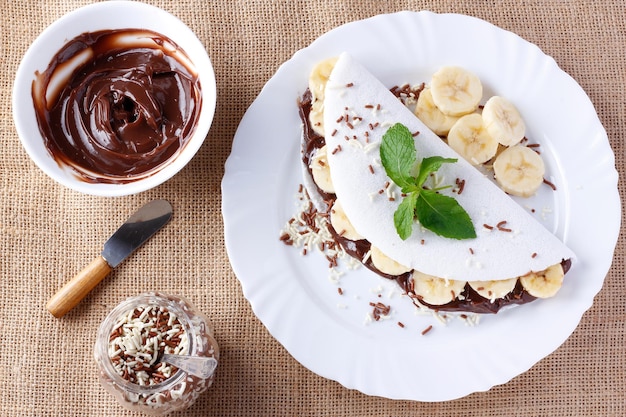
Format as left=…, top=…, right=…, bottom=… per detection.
left=1, top=0, right=624, bottom=415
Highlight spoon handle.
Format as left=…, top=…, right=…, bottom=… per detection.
left=162, top=354, right=217, bottom=379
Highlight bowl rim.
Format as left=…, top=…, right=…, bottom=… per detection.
left=12, top=0, right=217, bottom=197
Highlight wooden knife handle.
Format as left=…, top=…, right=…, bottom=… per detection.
left=46, top=255, right=112, bottom=318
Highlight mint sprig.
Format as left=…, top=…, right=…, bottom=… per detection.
left=380, top=123, right=476, bottom=240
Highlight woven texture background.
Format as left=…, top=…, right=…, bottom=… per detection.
left=1, top=0, right=624, bottom=415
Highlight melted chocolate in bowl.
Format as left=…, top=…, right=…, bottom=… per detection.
left=32, top=29, right=202, bottom=184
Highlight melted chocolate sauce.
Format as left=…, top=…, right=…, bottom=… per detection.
left=32, top=29, right=202, bottom=183
left=298, top=90, right=334, bottom=202
left=299, top=89, right=571, bottom=314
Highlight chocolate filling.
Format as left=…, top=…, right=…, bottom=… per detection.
left=299, top=89, right=334, bottom=202
left=298, top=89, right=571, bottom=314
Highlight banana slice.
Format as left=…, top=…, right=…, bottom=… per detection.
left=308, top=57, right=338, bottom=137
left=412, top=271, right=467, bottom=305
left=468, top=278, right=518, bottom=301
left=309, top=145, right=335, bottom=194
left=430, top=66, right=482, bottom=116
left=309, top=57, right=338, bottom=102
left=447, top=113, right=499, bottom=165
left=493, top=145, right=545, bottom=197
left=370, top=245, right=412, bottom=276
left=414, top=88, right=461, bottom=136
left=309, top=103, right=325, bottom=136
left=330, top=199, right=364, bottom=241
left=519, top=264, right=564, bottom=298
left=482, top=96, right=526, bottom=147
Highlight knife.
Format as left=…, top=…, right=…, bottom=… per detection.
left=46, top=199, right=173, bottom=318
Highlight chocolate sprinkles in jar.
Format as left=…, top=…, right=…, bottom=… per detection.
left=94, top=293, right=219, bottom=415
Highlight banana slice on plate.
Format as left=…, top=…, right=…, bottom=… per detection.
left=308, top=57, right=338, bottom=136
left=430, top=66, right=482, bottom=116
left=370, top=245, right=412, bottom=276
left=309, top=57, right=338, bottom=102
left=412, top=272, right=467, bottom=305
left=493, top=145, right=545, bottom=197
left=309, top=103, right=325, bottom=136
left=519, top=264, right=565, bottom=298
left=330, top=199, right=364, bottom=241
left=309, top=145, right=335, bottom=194
left=482, top=96, right=526, bottom=147
left=414, top=87, right=461, bottom=136
left=468, top=278, right=518, bottom=301
left=447, top=113, right=499, bottom=165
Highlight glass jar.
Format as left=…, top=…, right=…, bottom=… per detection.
left=94, top=292, right=219, bottom=415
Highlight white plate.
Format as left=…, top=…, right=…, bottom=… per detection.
left=222, top=11, right=620, bottom=401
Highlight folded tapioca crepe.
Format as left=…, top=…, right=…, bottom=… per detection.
left=320, top=53, right=574, bottom=284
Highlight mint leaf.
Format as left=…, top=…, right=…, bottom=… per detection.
left=380, top=123, right=418, bottom=191
left=415, top=190, right=476, bottom=239
left=416, top=156, right=458, bottom=188
left=394, top=192, right=419, bottom=240
left=380, top=123, right=475, bottom=241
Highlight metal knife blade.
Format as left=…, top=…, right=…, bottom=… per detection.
left=102, top=199, right=172, bottom=268
left=46, top=199, right=173, bottom=318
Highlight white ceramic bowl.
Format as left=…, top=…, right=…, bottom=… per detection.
left=12, top=1, right=216, bottom=196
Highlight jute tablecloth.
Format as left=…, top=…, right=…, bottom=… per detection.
left=1, top=0, right=624, bottom=415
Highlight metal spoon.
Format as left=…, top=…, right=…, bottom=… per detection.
left=161, top=354, right=218, bottom=379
